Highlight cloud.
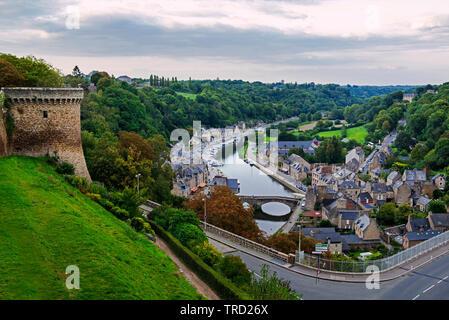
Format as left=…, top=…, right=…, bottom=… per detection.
left=1, top=0, right=449, bottom=85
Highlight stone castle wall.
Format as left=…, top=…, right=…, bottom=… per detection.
left=0, top=111, right=7, bottom=157
left=0, top=88, right=91, bottom=181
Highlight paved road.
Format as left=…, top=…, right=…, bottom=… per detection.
left=228, top=250, right=449, bottom=300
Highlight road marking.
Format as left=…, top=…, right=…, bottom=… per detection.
left=443, top=276, right=448, bottom=280
left=423, top=285, right=434, bottom=293
left=412, top=294, right=420, bottom=300
left=254, top=272, right=262, bottom=279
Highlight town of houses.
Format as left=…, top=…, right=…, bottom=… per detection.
left=169, top=121, right=448, bottom=257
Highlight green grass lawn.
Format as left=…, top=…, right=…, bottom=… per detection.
left=0, top=156, right=201, bottom=300
left=317, top=126, right=368, bottom=143
left=176, top=92, right=197, bottom=100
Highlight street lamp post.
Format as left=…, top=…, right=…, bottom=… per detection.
left=203, top=197, right=207, bottom=232
left=135, top=173, right=141, bottom=196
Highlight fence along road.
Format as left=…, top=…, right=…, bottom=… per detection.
left=203, top=222, right=449, bottom=281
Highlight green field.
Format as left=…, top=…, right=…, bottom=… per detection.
left=176, top=92, right=197, bottom=100
left=317, top=126, right=368, bottom=143
left=0, top=156, right=201, bottom=300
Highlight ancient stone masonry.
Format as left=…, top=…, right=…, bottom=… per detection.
left=0, top=87, right=91, bottom=181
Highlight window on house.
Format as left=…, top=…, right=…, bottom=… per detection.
left=43, top=111, right=48, bottom=118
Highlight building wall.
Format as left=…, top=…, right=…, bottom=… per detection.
left=1, top=88, right=91, bottom=181
left=0, top=112, right=7, bottom=157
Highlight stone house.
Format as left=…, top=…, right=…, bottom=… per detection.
left=416, top=196, right=432, bottom=212
left=406, top=214, right=431, bottom=233
left=370, top=151, right=387, bottom=171
left=370, top=183, right=394, bottom=206
left=283, top=153, right=311, bottom=181
left=393, top=181, right=413, bottom=205
left=345, top=147, right=365, bottom=168
left=338, top=180, right=360, bottom=201
left=337, top=210, right=360, bottom=230
left=403, top=168, right=427, bottom=184
left=302, top=228, right=343, bottom=254
left=403, top=230, right=443, bottom=249
left=427, top=212, right=449, bottom=231
left=432, top=174, right=446, bottom=190
left=312, top=165, right=333, bottom=186
left=386, top=171, right=401, bottom=186
left=354, top=214, right=380, bottom=240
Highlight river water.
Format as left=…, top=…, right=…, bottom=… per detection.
left=214, top=141, right=292, bottom=235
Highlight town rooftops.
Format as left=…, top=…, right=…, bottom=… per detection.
left=359, top=192, right=373, bottom=203
left=355, top=214, right=370, bottom=231
left=406, top=230, right=443, bottom=241
left=404, top=168, right=426, bottom=182
left=372, top=183, right=393, bottom=193
left=339, top=211, right=360, bottom=220
left=302, top=227, right=336, bottom=236
left=408, top=217, right=431, bottom=232
left=387, top=171, right=400, bottom=181
left=338, top=180, right=359, bottom=189
left=417, top=197, right=432, bottom=206
left=429, top=213, right=449, bottom=228
left=226, top=178, right=240, bottom=193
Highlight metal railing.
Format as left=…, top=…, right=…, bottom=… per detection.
left=298, top=229, right=449, bottom=273
left=202, top=222, right=289, bottom=262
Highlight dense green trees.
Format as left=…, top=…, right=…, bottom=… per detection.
left=0, top=54, right=63, bottom=87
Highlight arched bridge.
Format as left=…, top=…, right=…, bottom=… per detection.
left=238, top=195, right=301, bottom=210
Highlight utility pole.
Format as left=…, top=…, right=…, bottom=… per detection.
left=135, top=173, right=141, bottom=196
left=203, top=197, right=207, bottom=232
left=298, top=222, right=302, bottom=262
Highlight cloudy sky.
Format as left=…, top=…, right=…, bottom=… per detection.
left=1, top=0, right=449, bottom=85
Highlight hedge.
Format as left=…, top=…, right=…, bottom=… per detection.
left=149, top=221, right=251, bottom=300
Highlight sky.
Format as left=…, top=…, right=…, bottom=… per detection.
left=1, top=0, right=449, bottom=85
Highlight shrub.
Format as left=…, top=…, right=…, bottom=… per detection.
left=171, top=223, right=207, bottom=248
left=131, top=217, right=154, bottom=235
left=249, top=265, right=301, bottom=300
left=168, top=209, right=200, bottom=232
left=217, top=255, right=251, bottom=287
left=111, top=206, right=129, bottom=220
left=56, top=161, right=75, bottom=175
left=86, top=192, right=101, bottom=202
left=98, top=198, right=114, bottom=210
left=192, top=241, right=223, bottom=267
left=64, top=175, right=89, bottom=190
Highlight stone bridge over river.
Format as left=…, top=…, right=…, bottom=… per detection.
left=238, top=195, right=301, bottom=210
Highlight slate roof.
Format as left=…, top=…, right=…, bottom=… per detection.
left=387, top=171, right=399, bottom=181
left=339, top=211, right=360, bottom=220
left=355, top=214, right=370, bottom=231
left=312, top=232, right=343, bottom=244
left=338, top=180, right=359, bottom=189
left=430, top=214, right=449, bottom=228
left=372, top=183, right=393, bottom=193
left=404, top=168, right=426, bottom=182
left=359, top=192, right=373, bottom=203
left=226, top=178, right=240, bottom=193
left=417, top=197, right=432, bottom=206
left=302, top=228, right=336, bottom=236
left=407, top=230, right=443, bottom=241
left=408, top=217, right=431, bottom=232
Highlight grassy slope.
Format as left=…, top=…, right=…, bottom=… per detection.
left=0, top=156, right=201, bottom=300
left=317, top=126, right=368, bottom=143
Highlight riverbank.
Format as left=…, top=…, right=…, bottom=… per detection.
left=250, top=160, right=305, bottom=196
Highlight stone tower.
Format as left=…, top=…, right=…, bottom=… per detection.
left=0, top=87, right=91, bottom=181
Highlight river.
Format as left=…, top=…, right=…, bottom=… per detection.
left=214, top=140, right=293, bottom=235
